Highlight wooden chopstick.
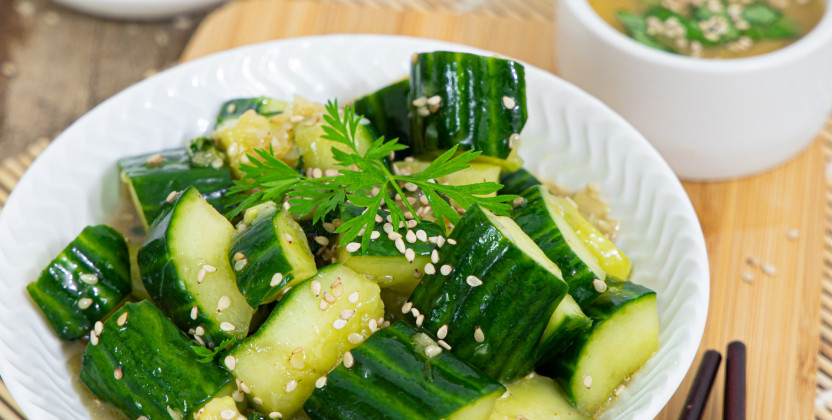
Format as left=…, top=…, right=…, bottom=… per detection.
left=679, top=349, right=722, bottom=420
left=724, top=341, right=747, bottom=420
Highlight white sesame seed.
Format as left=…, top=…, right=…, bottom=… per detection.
left=383, top=223, right=394, bottom=234
left=190, top=305, right=198, bottom=320
left=370, top=231, right=381, bottom=240
left=592, top=279, right=607, bottom=293
left=583, top=375, right=593, bottom=389
left=80, top=273, right=99, bottom=285
left=114, top=366, right=123, bottom=380
left=415, top=230, right=428, bottom=242
left=762, top=263, right=777, bottom=276
left=231, top=390, right=244, bottom=403
left=117, top=312, right=128, bottom=326
left=417, top=107, right=430, bottom=117
left=436, top=236, right=446, bottom=248
left=308, top=280, right=322, bottom=297
left=165, top=191, right=179, bottom=203
left=425, top=345, right=442, bottom=358
left=438, top=339, right=452, bottom=350
left=369, top=318, right=378, bottom=332
left=431, top=249, right=440, bottom=264
left=234, top=259, right=247, bottom=271
left=344, top=351, right=355, bottom=368
left=145, top=153, right=164, bottom=166
left=405, top=248, right=415, bottom=263
left=283, top=233, right=294, bottom=244
left=437, top=324, right=448, bottom=339
left=333, top=319, right=348, bottom=329
left=741, top=271, right=754, bottom=283
left=194, top=335, right=205, bottom=346
left=404, top=182, right=419, bottom=192
left=271, top=273, right=284, bottom=288
left=225, top=355, right=236, bottom=370
left=509, top=133, right=521, bottom=149
left=253, top=397, right=263, bottom=405
left=502, top=96, right=516, bottom=109
left=340, top=309, right=355, bottom=320
left=402, top=301, right=413, bottom=314
left=474, top=327, right=485, bottom=343
left=440, top=264, right=453, bottom=275
left=220, top=322, right=236, bottom=332
left=348, top=333, right=364, bottom=344
left=285, top=380, right=298, bottom=393
left=94, top=321, right=104, bottom=335
left=348, top=291, right=359, bottom=303
left=239, top=381, right=252, bottom=394
left=195, top=326, right=205, bottom=336
left=406, top=220, right=418, bottom=229
left=315, top=376, right=328, bottom=389
left=466, top=275, right=483, bottom=287
left=137, top=416, right=148, bottom=420
left=447, top=238, right=457, bottom=245
left=346, top=242, right=361, bottom=253
left=411, top=308, right=421, bottom=318
left=416, top=314, right=425, bottom=327
left=382, top=320, right=391, bottom=327
left=323, top=222, right=336, bottom=233
left=90, top=332, right=99, bottom=346
left=395, top=238, right=407, bottom=254
left=319, top=299, right=329, bottom=311
left=77, top=297, right=93, bottom=310
left=424, top=263, right=436, bottom=275
left=406, top=230, right=417, bottom=243
left=217, top=296, right=231, bottom=312
left=314, top=236, right=330, bottom=246
left=427, top=95, right=442, bottom=106
left=412, top=96, right=428, bottom=107
left=233, top=252, right=245, bottom=261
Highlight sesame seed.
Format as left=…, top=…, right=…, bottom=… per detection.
left=415, top=230, right=427, bottom=242
left=440, top=264, right=453, bottom=275
left=253, top=397, right=263, bottom=405
left=314, top=236, right=330, bottom=246
left=425, top=345, right=442, bottom=358
left=402, top=301, right=413, bottom=314
left=466, top=275, right=483, bottom=287
left=411, top=308, right=421, bottom=318
left=315, top=376, right=327, bottom=389
left=406, top=230, right=417, bottom=243
left=348, top=333, right=364, bottom=344
left=190, top=306, right=198, bottom=320
left=220, top=322, right=236, bottom=332
left=231, top=391, right=244, bottom=403
left=137, top=417, right=148, bottom=420
left=406, top=220, right=418, bottom=229
left=234, top=259, right=247, bottom=271
left=165, top=191, right=179, bottom=203
left=437, top=324, right=448, bottom=339
left=283, top=233, right=294, bottom=244
left=412, top=96, right=428, bottom=107
left=194, top=335, right=205, bottom=346
left=195, top=326, right=205, bottom=336
left=395, top=238, right=407, bottom=254
left=114, top=366, right=123, bottom=380
left=370, top=231, right=381, bottom=240
left=404, top=182, right=419, bottom=192
left=447, top=238, right=457, bottom=245
left=77, top=297, right=93, bottom=310
left=217, top=296, right=231, bottom=312
left=323, top=222, right=336, bottom=233
left=117, top=312, right=128, bottom=326
left=233, top=252, right=245, bottom=261
left=762, top=263, right=777, bottom=276
left=90, top=332, right=99, bottom=346
left=340, top=309, right=355, bottom=320
left=502, top=96, right=516, bottom=109
left=369, top=318, right=379, bottom=332
left=474, top=327, right=485, bottom=343
left=80, top=273, right=99, bottom=285
left=285, top=380, right=298, bottom=393
left=427, top=95, right=442, bottom=106
left=512, top=197, right=526, bottom=207
left=583, top=375, right=593, bottom=389
left=424, top=263, right=436, bottom=275
left=310, top=280, right=322, bottom=297
left=348, top=291, right=359, bottom=303
left=383, top=320, right=391, bottom=327
left=323, top=292, right=336, bottom=303
left=404, top=211, right=414, bottom=220
left=509, top=133, right=521, bottom=149
left=416, top=314, right=425, bottom=326
left=333, top=319, right=348, bottom=329
left=145, top=153, right=164, bottom=166
left=592, top=279, right=607, bottom=293
left=405, top=248, right=415, bottom=263
left=741, top=271, right=754, bottom=283
left=225, top=355, right=236, bottom=370
left=344, top=351, right=355, bottom=368
left=383, top=223, right=394, bottom=234
left=431, top=249, right=440, bottom=264
left=319, top=300, right=329, bottom=311
left=94, top=321, right=104, bottom=335
left=438, top=339, right=452, bottom=350
left=346, top=242, right=361, bottom=253
left=271, top=273, right=284, bottom=287
left=436, top=236, right=446, bottom=247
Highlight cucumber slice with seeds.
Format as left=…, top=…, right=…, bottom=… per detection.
left=216, top=97, right=290, bottom=129
left=304, top=321, right=505, bottom=420
left=139, top=186, right=254, bottom=347
left=489, top=373, right=590, bottom=420
left=225, top=264, right=384, bottom=418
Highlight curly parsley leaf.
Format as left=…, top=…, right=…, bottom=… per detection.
left=191, top=338, right=235, bottom=364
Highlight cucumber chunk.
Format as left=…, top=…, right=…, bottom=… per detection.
left=514, top=186, right=607, bottom=307
left=499, top=168, right=541, bottom=196
left=118, top=148, right=233, bottom=229
left=489, top=373, right=589, bottom=420
left=352, top=79, right=413, bottom=158
left=409, top=205, right=568, bottom=382
left=225, top=264, right=384, bottom=417
left=27, top=225, right=131, bottom=340
left=294, top=114, right=376, bottom=171
left=409, top=51, right=526, bottom=170
left=541, top=280, right=659, bottom=415
left=304, top=321, right=505, bottom=420
left=536, top=294, right=592, bottom=365
left=139, top=186, right=254, bottom=347
left=80, top=301, right=236, bottom=420
left=216, top=97, right=289, bottom=128
left=194, top=396, right=246, bottom=420
left=230, top=202, right=317, bottom=307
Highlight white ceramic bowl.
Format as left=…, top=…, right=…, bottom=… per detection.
left=0, top=35, right=708, bottom=419
left=50, top=0, right=228, bottom=20
left=556, top=0, right=832, bottom=180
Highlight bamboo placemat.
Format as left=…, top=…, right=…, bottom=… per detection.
left=0, top=0, right=829, bottom=418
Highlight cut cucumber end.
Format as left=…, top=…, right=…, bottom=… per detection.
left=490, top=373, right=590, bottom=420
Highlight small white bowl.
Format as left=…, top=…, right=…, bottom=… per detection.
left=49, top=0, right=228, bottom=20
left=556, top=0, right=832, bottom=180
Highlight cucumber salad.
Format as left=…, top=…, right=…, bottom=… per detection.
left=26, top=51, right=659, bottom=420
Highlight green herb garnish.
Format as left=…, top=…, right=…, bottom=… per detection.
left=191, top=338, right=235, bottom=363
left=225, top=100, right=516, bottom=247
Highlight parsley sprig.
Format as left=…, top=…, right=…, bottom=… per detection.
left=225, top=100, right=516, bottom=248
left=191, top=338, right=235, bottom=363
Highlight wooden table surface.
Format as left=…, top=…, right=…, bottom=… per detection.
left=0, top=0, right=826, bottom=419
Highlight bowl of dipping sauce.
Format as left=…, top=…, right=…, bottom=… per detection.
left=556, top=0, right=832, bottom=180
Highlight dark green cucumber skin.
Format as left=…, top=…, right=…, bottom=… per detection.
left=499, top=168, right=541, bottom=197
left=216, top=97, right=285, bottom=126
left=539, top=280, right=656, bottom=390
left=138, top=187, right=232, bottom=347
left=409, top=51, right=527, bottom=160
left=408, top=205, right=567, bottom=382
left=535, top=311, right=592, bottom=366
left=341, top=205, right=445, bottom=258
left=118, top=148, right=232, bottom=227
left=26, top=225, right=131, bottom=340
left=80, top=301, right=233, bottom=420
left=188, top=137, right=227, bottom=168
left=229, top=208, right=301, bottom=308
left=513, top=186, right=601, bottom=307
left=353, top=79, right=413, bottom=158
left=304, top=321, right=504, bottom=420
